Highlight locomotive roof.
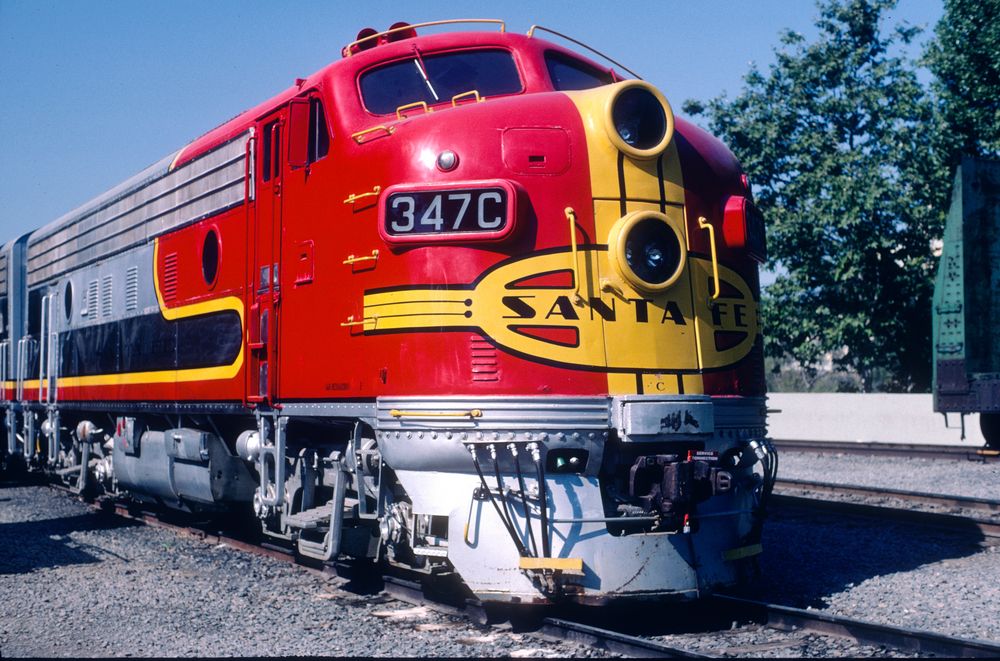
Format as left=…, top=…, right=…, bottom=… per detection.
left=27, top=27, right=614, bottom=251
left=170, top=29, right=614, bottom=169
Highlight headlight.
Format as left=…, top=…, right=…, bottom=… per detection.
left=604, top=81, right=674, bottom=160
left=608, top=211, right=686, bottom=293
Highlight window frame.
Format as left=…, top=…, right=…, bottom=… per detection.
left=543, top=49, right=616, bottom=91
left=356, top=46, right=527, bottom=117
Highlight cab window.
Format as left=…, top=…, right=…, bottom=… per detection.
left=308, top=97, right=329, bottom=163
left=545, top=51, right=614, bottom=91
left=360, top=49, right=522, bottom=115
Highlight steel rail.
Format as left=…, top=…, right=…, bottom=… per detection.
left=776, top=477, right=1000, bottom=514
left=772, top=493, right=1000, bottom=538
left=772, top=439, right=1000, bottom=462
left=539, top=618, right=714, bottom=658
left=711, top=594, right=1000, bottom=658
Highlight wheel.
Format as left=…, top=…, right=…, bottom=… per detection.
left=981, top=413, right=1000, bottom=450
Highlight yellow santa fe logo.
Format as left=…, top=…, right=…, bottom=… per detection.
left=362, top=248, right=758, bottom=372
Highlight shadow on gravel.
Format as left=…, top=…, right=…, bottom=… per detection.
left=0, top=511, right=140, bottom=575
left=751, top=506, right=987, bottom=609
left=539, top=507, right=989, bottom=639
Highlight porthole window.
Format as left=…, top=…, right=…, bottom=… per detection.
left=64, top=281, right=73, bottom=321
left=202, top=229, right=220, bottom=286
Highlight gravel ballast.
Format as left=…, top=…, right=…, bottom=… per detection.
left=0, top=481, right=607, bottom=658
left=3, top=449, right=998, bottom=657
left=776, top=451, right=999, bottom=500
left=762, top=451, right=1000, bottom=644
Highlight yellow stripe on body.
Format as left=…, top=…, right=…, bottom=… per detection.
left=562, top=85, right=701, bottom=395
left=53, top=239, right=245, bottom=389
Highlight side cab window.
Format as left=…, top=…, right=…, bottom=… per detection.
left=308, top=97, right=330, bottom=164
left=288, top=93, right=331, bottom=169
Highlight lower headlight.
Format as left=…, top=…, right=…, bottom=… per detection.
left=608, top=211, right=686, bottom=293
left=604, top=81, right=674, bottom=160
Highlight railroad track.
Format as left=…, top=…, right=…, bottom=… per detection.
left=56, top=484, right=999, bottom=658
left=705, top=595, right=1000, bottom=658
left=773, top=478, right=1000, bottom=539
left=772, top=439, right=1000, bottom=462
left=537, top=593, right=1000, bottom=657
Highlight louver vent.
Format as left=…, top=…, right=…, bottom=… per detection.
left=86, top=280, right=98, bottom=318
left=125, top=267, right=139, bottom=312
left=162, top=252, right=179, bottom=303
left=101, top=275, right=113, bottom=318
left=470, top=336, right=500, bottom=382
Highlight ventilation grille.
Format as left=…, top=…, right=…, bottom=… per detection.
left=162, top=252, right=179, bottom=303
left=125, top=267, right=139, bottom=312
left=470, top=336, right=500, bottom=383
left=100, top=275, right=113, bottom=318
left=86, top=280, right=98, bottom=318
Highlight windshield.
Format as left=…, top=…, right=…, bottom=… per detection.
left=546, top=51, right=614, bottom=91
left=360, top=49, right=523, bottom=115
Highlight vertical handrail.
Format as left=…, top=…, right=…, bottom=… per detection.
left=38, top=295, right=48, bottom=404
left=257, top=416, right=287, bottom=508
left=16, top=337, right=26, bottom=401
left=0, top=340, right=8, bottom=403
left=245, top=127, right=256, bottom=203
left=565, top=207, right=583, bottom=304
left=48, top=294, right=58, bottom=404
left=697, top=216, right=721, bottom=301
left=46, top=410, right=59, bottom=466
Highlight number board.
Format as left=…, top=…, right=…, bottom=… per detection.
left=384, top=188, right=508, bottom=237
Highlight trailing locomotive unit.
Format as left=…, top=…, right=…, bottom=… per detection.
left=933, top=156, right=1000, bottom=449
left=0, top=21, right=775, bottom=603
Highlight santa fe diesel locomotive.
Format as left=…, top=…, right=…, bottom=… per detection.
left=0, top=21, right=776, bottom=604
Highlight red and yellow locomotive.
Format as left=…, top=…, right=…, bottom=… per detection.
left=1, top=21, right=775, bottom=603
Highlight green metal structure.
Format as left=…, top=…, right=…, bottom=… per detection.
left=932, top=156, right=1000, bottom=448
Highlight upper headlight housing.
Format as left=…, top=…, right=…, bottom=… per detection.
left=604, top=81, right=674, bottom=160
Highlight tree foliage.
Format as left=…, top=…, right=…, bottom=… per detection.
left=925, top=0, right=1000, bottom=166
left=684, top=0, right=950, bottom=391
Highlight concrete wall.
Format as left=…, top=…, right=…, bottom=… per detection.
left=765, top=393, right=986, bottom=446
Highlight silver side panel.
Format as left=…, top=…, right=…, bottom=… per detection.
left=0, top=249, right=8, bottom=298
left=27, top=132, right=251, bottom=287
left=376, top=396, right=611, bottom=432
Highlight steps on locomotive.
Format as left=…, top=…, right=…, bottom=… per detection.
left=284, top=505, right=332, bottom=530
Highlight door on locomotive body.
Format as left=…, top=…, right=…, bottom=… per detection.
left=247, top=109, right=286, bottom=404
left=274, top=92, right=343, bottom=401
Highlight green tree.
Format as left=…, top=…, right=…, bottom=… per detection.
left=684, top=0, right=949, bottom=392
left=925, top=0, right=1000, bottom=167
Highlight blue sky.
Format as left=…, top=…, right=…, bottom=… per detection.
left=0, top=0, right=942, bottom=242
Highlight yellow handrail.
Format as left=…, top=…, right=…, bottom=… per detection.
left=344, top=19, right=506, bottom=55
left=565, top=207, right=583, bottom=304
left=343, top=185, right=382, bottom=205
left=451, top=90, right=483, bottom=106
left=390, top=409, right=483, bottom=419
left=526, top=25, right=642, bottom=80
left=697, top=216, right=721, bottom=301
left=351, top=125, right=395, bottom=144
left=396, top=101, right=432, bottom=120
left=340, top=315, right=378, bottom=328
left=343, top=250, right=379, bottom=266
